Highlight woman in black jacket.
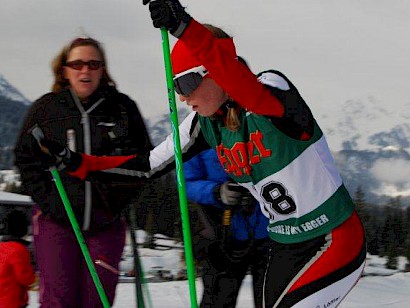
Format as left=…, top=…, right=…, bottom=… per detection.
left=14, top=37, right=152, bottom=307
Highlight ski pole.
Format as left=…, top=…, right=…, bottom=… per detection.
left=127, top=203, right=153, bottom=308
left=160, top=28, right=198, bottom=308
left=125, top=205, right=145, bottom=308
left=49, top=168, right=111, bottom=308
left=30, top=125, right=110, bottom=308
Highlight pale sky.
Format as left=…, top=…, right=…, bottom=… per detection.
left=1, top=0, right=409, bottom=124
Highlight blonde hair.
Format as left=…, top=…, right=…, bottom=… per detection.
left=203, top=24, right=244, bottom=132
left=51, top=37, right=116, bottom=93
left=224, top=102, right=241, bottom=131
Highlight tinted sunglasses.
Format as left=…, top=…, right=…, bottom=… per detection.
left=173, top=65, right=208, bottom=96
left=65, top=60, right=104, bottom=70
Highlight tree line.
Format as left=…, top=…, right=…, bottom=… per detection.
left=354, top=186, right=410, bottom=270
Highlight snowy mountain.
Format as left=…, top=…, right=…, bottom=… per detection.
left=317, top=96, right=410, bottom=204
left=0, top=75, right=30, bottom=105
left=0, top=76, right=30, bottom=168
left=317, top=96, right=410, bottom=152
left=146, top=107, right=190, bottom=146
left=334, top=147, right=410, bottom=204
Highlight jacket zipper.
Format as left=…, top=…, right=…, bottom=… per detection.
left=70, top=88, right=105, bottom=231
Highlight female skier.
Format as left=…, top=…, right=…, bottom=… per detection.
left=33, top=1, right=366, bottom=307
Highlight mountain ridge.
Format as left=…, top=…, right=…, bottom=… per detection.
left=0, top=75, right=30, bottom=106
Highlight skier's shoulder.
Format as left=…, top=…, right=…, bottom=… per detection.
left=29, top=90, right=75, bottom=117
left=29, top=91, right=57, bottom=111
left=256, top=69, right=295, bottom=92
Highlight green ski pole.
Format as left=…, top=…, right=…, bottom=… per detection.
left=30, top=124, right=110, bottom=307
left=50, top=167, right=111, bottom=308
left=160, top=28, right=198, bottom=308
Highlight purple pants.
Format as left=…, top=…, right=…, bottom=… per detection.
left=32, top=209, right=126, bottom=308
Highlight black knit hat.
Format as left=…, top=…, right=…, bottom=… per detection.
left=5, top=210, right=29, bottom=238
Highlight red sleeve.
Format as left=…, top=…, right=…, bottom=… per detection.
left=180, top=20, right=284, bottom=117
left=68, top=154, right=137, bottom=180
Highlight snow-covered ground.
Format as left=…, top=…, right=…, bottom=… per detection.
left=28, top=232, right=410, bottom=307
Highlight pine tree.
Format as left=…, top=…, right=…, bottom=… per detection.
left=404, top=207, right=410, bottom=269
left=353, top=186, right=374, bottom=247
left=367, top=224, right=381, bottom=255
left=405, top=207, right=410, bottom=240
left=405, top=243, right=410, bottom=272
left=385, top=244, right=399, bottom=270
left=354, top=186, right=365, bottom=207
left=354, top=186, right=368, bottom=220
left=393, top=210, right=405, bottom=254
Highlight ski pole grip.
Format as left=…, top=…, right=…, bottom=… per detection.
left=29, top=124, right=45, bottom=143
left=223, top=208, right=232, bottom=226
left=29, top=124, right=52, bottom=155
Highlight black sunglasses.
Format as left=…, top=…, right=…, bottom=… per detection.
left=173, top=65, right=208, bottom=96
left=65, top=60, right=104, bottom=71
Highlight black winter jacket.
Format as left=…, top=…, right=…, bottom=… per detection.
left=14, top=86, right=152, bottom=231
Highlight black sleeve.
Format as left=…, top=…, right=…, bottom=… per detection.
left=13, top=95, right=56, bottom=209
left=257, top=70, right=314, bottom=140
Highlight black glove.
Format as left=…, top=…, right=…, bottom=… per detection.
left=29, top=124, right=82, bottom=172
left=216, top=181, right=252, bottom=206
left=143, top=0, right=191, bottom=38
left=40, top=139, right=82, bottom=172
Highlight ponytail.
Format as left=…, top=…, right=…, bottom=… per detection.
left=225, top=101, right=241, bottom=132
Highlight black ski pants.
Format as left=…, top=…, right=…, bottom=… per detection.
left=200, top=238, right=270, bottom=308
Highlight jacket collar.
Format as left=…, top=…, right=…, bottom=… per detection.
left=58, top=85, right=118, bottom=111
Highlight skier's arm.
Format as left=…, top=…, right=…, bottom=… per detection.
left=257, top=70, right=315, bottom=140
left=14, top=95, right=61, bottom=208
left=181, top=22, right=314, bottom=140
left=40, top=112, right=211, bottom=181
left=143, top=1, right=284, bottom=117
left=143, top=1, right=313, bottom=139
left=184, top=154, right=222, bottom=207
left=178, top=20, right=285, bottom=117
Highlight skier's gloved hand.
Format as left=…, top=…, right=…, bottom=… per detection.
left=29, top=124, right=82, bottom=172
left=143, top=0, right=191, bottom=38
left=39, top=139, right=66, bottom=157
left=38, top=139, right=82, bottom=172
left=40, top=140, right=82, bottom=172
left=216, top=181, right=251, bottom=206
